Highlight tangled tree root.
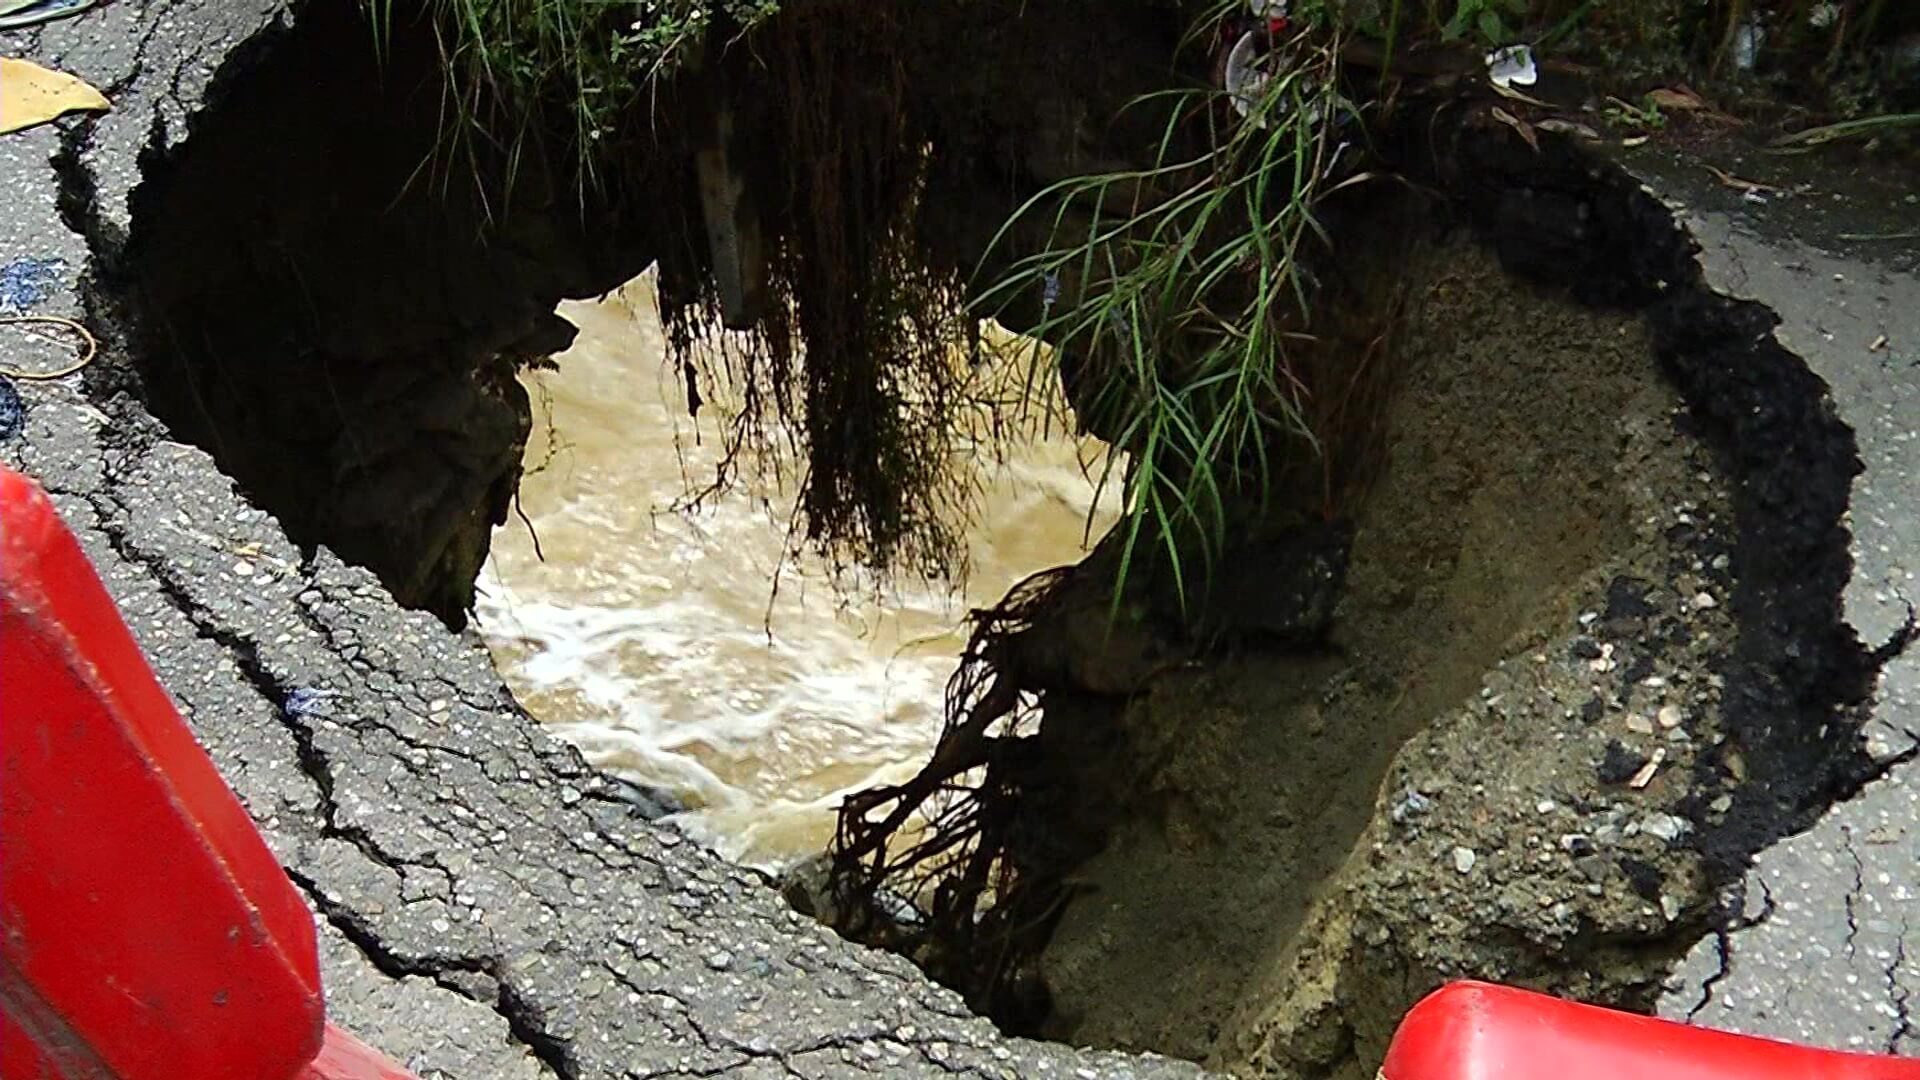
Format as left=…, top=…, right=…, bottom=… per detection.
left=828, top=565, right=1085, bottom=1020
left=819, top=158, right=1425, bottom=1029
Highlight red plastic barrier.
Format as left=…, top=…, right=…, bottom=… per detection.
left=299, top=1026, right=420, bottom=1080
left=1383, top=981, right=1920, bottom=1080
left=0, top=465, right=414, bottom=1080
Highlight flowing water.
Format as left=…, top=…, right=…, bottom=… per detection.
left=476, top=274, right=1118, bottom=869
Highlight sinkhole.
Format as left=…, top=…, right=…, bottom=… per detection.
left=66, top=4, right=1908, bottom=1076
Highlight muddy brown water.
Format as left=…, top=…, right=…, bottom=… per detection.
left=476, top=274, right=1118, bottom=867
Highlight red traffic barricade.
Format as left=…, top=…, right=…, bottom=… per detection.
left=1384, top=980, right=1920, bottom=1080
left=0, top=464, right=415, bottom=1080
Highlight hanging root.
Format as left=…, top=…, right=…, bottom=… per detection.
left=828, top=564, right=1080, bottom=1018
left=654, top=0, right=980, bottom=583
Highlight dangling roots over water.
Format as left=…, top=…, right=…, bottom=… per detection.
left=654, top=1, right=980, bottom=582
left=395, top=0, right=985, bottom=579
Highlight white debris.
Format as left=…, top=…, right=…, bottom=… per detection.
left=1657, top=704, right=1684, bottom=729
left=1731, top=19, right=1764, bottom=72
left=1224, top=32, right=1271, bottom=124
left=1485, top=44, right=1538, bottom=89
left=1590, top=641, right=1617, bottom=673
left=1640, top=812, right=1689, bottom=842
left=1452, top=846, right=1477, bottom=874
left=1629, top=748, right=1667, bottom=789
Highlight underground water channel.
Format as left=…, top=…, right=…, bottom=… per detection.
left=77, top=4, right=1913, bottom=1076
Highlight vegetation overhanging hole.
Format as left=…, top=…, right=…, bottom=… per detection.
left=383, top=0, right=1917, bottom=600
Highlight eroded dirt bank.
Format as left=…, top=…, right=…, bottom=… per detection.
left=829, top=107, right=1907, bottom=1078
left=1042, top=238, right=1717, bottom=1063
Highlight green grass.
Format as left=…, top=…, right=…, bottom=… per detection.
left=1773, top=111, right=1920, bottom=148
left=370, top=0, right=1910, bottom=607
left=369, top=0, right=778, bottom=196
left=974, top=6, right=1357, bottom=613
left=969, top=0, right=1912, bottom=610
left=380, top=0, right=1365, bottom=611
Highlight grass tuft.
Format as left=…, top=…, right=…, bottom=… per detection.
left=367, top=0, right=779, bottom=201
left=974, top=5, right=1359, bottom=613
left=1773, top=111, right=1920, bottom=148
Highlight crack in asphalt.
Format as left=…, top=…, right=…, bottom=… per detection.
left=1683, top=928, right=1733, bottom=1024
left=51, top=121, right=105, bottom=252
left=102, top=15, right=168, bottom=100
left=1868, top=727, right=1920, bottom=776
left=82, top=475, right=433, bottom=881
left=290, top=867, right=577, bottom=1080
left=1841, top=827, right=1867, bottom=962
left=599, top=961, right=1000, bottom=1080
left=1685, top=878, right=1776, bottom=1022
left=60, top=458, right=578, bottom=1080
left=1887, top=914, right=1913, bottom=1054
left=1867, top=599, right=1920, bottom=671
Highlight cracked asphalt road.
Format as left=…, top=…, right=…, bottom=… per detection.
left=1, top=6, right=1209, bottom=1078
left=4, top=396, right=1214, bottom=1080
left=1631, top=151, right=1918, bottom=1057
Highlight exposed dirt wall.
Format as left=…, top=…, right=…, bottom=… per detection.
left=1009, top=107, right=1899, bottom=1077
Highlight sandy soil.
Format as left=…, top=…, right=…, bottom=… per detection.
left=1037, top=241, right=1739, bottom=1076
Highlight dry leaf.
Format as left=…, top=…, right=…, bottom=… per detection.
left=1489, top=79, right=1553, bottom=110
left=1648, top=84, right=1743, bottom=126
left=1, top=58, right=110, bottom=136
left=1490, top=106, right=1539, bottom=152
left=1537, top=118, right=1602, bottom=141
left=1647, top=86, right=1706, bottom=111
left=1704, top=164, right=1785, bottom=195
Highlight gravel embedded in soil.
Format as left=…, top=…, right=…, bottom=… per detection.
left=1037, top=242, right=1742, bottom=1075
